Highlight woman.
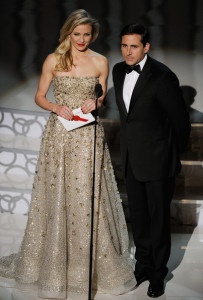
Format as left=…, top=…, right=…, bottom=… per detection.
left=0, top=9, right=136, bottom=299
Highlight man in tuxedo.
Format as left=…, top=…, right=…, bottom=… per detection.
left=112, top=24, right=190, bottom=298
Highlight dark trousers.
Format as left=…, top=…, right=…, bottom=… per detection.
left=125, top=161, right=175, bottom=284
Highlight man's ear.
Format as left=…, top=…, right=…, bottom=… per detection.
left=144, top=42, right=150, bottom=54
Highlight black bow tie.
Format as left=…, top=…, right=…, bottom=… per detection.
left=125, top=64, right=141, bottom=74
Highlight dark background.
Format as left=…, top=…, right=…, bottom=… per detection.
left=0, top=0, right=203, bottom=121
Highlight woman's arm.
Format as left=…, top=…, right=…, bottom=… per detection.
left=97, top=55, right=109, bottom=108
left=35, top=54, right=74, bottom=120
left=82, top=55, right=109, bottom=114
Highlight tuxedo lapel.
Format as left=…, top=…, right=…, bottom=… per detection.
left=128, top=57, right=152, bottom=115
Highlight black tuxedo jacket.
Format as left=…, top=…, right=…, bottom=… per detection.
left=112, top=55, right=191, bottom=181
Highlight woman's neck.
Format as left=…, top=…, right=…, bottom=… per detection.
left=71, top=47, right=90, bottom=59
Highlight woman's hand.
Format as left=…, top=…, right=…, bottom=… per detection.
left=53, top=105, right=74, bottom=120
left=81, top=99, right=96, bottom=114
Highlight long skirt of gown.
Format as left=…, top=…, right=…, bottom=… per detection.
left=0, top=76, right=136, bottom=299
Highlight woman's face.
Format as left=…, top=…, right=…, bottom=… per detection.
left=70, top=24, right=92, bottom=52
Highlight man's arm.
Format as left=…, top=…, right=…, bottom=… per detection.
left=157, top=71, right=191, bottom=153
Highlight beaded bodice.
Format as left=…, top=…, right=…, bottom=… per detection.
left=52, top=76, right=98, bottom=109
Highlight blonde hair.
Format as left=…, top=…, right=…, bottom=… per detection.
left=54, top=9, right=99, bottom=71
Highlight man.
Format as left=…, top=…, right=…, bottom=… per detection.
left=112, top=24, right=190, bottom=298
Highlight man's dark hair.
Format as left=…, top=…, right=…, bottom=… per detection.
left=120, top=24, right=150, bottom=46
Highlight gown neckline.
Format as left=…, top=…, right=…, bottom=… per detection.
left=52, top=75, right=99, bottom=80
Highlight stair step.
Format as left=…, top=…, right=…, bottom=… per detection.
left=121, top=191, right=203, bottom=226
left=171, top=199, right=203, bottom=226
left=0, top=107, right=49, bottom=138
left=0, top=149, right=38, bottom=176
left=0, top=174, right=33, bottom=214
left=174, top=185, right=203, bottom=200
left=0, top=134, right=41, bottom=152
left=0, top=174, right=34, bottom=191
left=0, top=190, right=31, bottom=215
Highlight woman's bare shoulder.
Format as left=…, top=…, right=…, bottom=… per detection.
left=44, top=53, right=57, bottom=65
left=42, top=53, right=57, bottom=74
left=88, top=50, right=108, bottom=63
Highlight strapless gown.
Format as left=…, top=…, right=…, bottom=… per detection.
left=0, top=76, right=136, bottom=299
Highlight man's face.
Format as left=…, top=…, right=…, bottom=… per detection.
left=121, top=34, right=150, bottom=65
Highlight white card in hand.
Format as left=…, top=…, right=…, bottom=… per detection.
left=57, top=107, right=95, bottom=132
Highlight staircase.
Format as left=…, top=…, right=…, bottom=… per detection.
left=0, top=107, right=203, bottom=225
left=172, top=124, right=203, bottom=226
left=103, top=119, right=203, bottom=226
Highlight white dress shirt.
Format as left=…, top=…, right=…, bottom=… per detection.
left=123, top=55, right=147, bottom=112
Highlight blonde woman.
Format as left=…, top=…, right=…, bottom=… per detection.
left=0, top=9, right=136, bottom=299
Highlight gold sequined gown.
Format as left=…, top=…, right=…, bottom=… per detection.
left=0, top=76, right=136, bottom=299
